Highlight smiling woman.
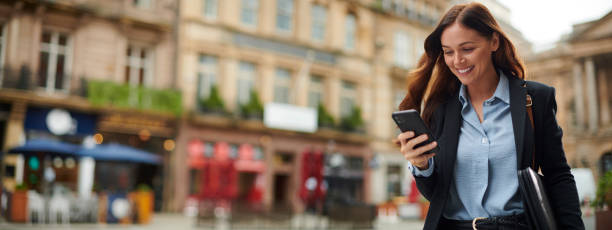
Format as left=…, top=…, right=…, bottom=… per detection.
left=395, top=2, right=584, bottom=230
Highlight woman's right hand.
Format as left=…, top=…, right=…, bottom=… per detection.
left=397, top=131, right=437, bottom=170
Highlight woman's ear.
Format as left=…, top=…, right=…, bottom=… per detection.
left=491, top=32, right=500, bottom=52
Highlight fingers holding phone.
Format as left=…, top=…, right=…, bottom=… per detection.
left=397, top=131, right=437, bottom=170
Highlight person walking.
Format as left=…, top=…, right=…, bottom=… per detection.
left=397, top=3, right=584, bottom=229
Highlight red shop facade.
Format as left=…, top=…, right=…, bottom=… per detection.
left=169, top=116, right=372, bottom=214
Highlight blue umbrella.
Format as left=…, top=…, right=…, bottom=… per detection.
left=77, top=143, right=161, bottom=165
left=8, top=139, right=81, bottom=156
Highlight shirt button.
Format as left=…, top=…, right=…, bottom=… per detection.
left=481, top=137, right=488, bottom=144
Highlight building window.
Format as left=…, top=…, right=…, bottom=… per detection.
left=133, top=0, right=153, bottom=9
left=125, top=45, right=153, bottom=86
left=394, top=31, right=412, bottom=68
left=340, top=80, right=356, bottom=117
left=39, top=31, right=71, bottom=92
left=344, top=13, right=356, bottom=51
left=203, top=0, right=218, bottom=20
left=197, top=55, right=218, bottom=99
left=308, top=75, right=324, bottom=108
left=274, top=68, right=292, bottom=104
left=276, top=0, right=294, bottom=33
left=241, top=0, right=259, bottom=28
left=311, top=5, right=327, bottom=42
left=237, top=61, right=256, bottom=105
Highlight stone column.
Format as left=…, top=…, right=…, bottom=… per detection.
left=599, top=69, right=610, bottom=125
left=573, top=62, right=586, bottom=130
left=585, top=57, right=599, bottom=132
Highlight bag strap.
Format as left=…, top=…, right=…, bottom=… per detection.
left=523, top=83, right=536, bottom=170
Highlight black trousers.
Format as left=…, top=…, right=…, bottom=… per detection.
left=438, top=214, right=530, bottom=230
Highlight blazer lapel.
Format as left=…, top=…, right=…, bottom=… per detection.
left=509, top=76, right=527, bottom=168
left=440, top=92, right=462, bottom=182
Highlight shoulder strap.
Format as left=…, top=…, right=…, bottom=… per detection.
left=523, top=82, right=536, bottom=170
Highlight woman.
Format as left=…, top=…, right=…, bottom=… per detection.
left=397, top=3, right=584, bottom=229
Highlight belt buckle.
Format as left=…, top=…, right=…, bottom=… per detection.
left=472, top=217, right=486, bottom=230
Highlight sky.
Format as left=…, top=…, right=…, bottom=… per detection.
left=497, top=0, right=612, bottom=52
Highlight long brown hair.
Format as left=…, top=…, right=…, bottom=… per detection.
left=399, top=3, right=525, bottom=126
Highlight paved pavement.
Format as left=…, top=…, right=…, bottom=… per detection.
left=0, top=213, right=425, bottom=230
left=0, top=213, right=596, bottom=230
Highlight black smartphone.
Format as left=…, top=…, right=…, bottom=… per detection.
left=392, top=109, right=439, bottom=153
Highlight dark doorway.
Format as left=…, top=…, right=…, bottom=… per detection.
left=273, top=174, right=290, bottom=208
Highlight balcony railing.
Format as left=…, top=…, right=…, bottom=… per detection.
left=0, top=66, right=182, bottom=116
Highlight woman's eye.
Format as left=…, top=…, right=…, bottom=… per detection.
left=444, top=51, right=453, bottom=55
left=463, top=48, right=474, bottom=52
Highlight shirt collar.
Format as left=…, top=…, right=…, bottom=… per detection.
left=458, top=70, right=510, bottom=105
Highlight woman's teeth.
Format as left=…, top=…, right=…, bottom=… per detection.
left=458, top=66, right=473, bottom=74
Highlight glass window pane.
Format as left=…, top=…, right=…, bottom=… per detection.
left=59, top=34, right=68, bottom=46
left=38, top=52, right=49, bottom=87
left=55, top=54, right=65, bottom=90
left=241, top=0, right=259, bottom=26
left=276, top=0, right=293, bottom=32
left=345, top=14, right=356, bottom=50
left=42, top=32, right=51, bottom=44
left=311, top=5, right=326, bottom=42
left=204, top=0, right=218, bottom=19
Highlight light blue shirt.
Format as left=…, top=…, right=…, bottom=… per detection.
left=408, top=71, right=524, bottom=220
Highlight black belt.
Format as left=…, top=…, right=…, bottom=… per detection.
left=439, top=213, right=529, bottom=230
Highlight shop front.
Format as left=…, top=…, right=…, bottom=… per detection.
left=173, top=115, right=373, bottom=217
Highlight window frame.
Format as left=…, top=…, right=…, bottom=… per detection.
left=276, top=0, right=294, bottom=34
left=39, top=30, right=72, bottom=93
left=340, top=80, right=357, bottom=117
left=203, top=0, right=218, bottom=20
left=237, top=61, right=257, bottom=105
left=344, top=13, right=357, bottom=51
left=196, top=55, right=218, bottom=100
left=308, top=74, right=325, bottom=108
left=311, top=4, right=327, bottom=43
left=125, top=44, right=154, bottom=87
left=241, top=0, right=259, bottom=28
left=273, top=67, right=293, bottom=104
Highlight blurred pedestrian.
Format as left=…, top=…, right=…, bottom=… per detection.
left=396, top=2, right=584, bottom=229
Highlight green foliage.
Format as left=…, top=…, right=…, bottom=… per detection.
left=87, top=80, right=182, bottom=115
left=137, top=184, right=152, bottom=192
left=593, top=170, right=612, bottom=209
left=317, top=103, right=335, bottom=128
left=199, top=86, right=226, bottom=113
left=240, top=90, right=264, bottom=120
left=340, top=106, right=365, bottom=132
left=15, top=183, right=27, bottom=191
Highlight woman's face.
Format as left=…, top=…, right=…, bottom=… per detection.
left=440, top=22, right=499, bottom=86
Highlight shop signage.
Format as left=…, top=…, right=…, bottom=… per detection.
left=264, top=103, right=317, bottom=133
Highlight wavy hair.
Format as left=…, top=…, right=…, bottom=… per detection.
left=399, top=2, right=525, bottom=125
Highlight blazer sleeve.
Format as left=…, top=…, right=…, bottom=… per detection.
left=413, top=103, right=445, bottom=201
left=538, top=87, right=584, bottom=229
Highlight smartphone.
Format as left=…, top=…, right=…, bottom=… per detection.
left=392, top=109, right=439, bottom=153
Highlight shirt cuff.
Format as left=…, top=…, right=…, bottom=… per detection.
left=408, top=157, right=434, bottom=177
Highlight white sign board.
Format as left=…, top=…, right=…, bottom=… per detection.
left=264, top=103, right=317, bottom=133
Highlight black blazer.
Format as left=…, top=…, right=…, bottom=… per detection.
left=415, top=75, right=584, bottom=230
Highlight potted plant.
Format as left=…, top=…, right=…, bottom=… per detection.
left=135, top=184, right=154, bottom=224
left=317, top=103, right=336, bottom=129
left=11, top=184, right=28, bottom=222
left=593, top=170, right=612, bottom=230
left=239, top=90, right=264, bottom=120
left=340, top=106, right=365, bottom=133
left=199, top=86, right=226, bottom=115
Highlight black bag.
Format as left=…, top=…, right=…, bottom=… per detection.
left=518, top=84, right=557, bottom=230
left=518, top=167, right=557, bottom=230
